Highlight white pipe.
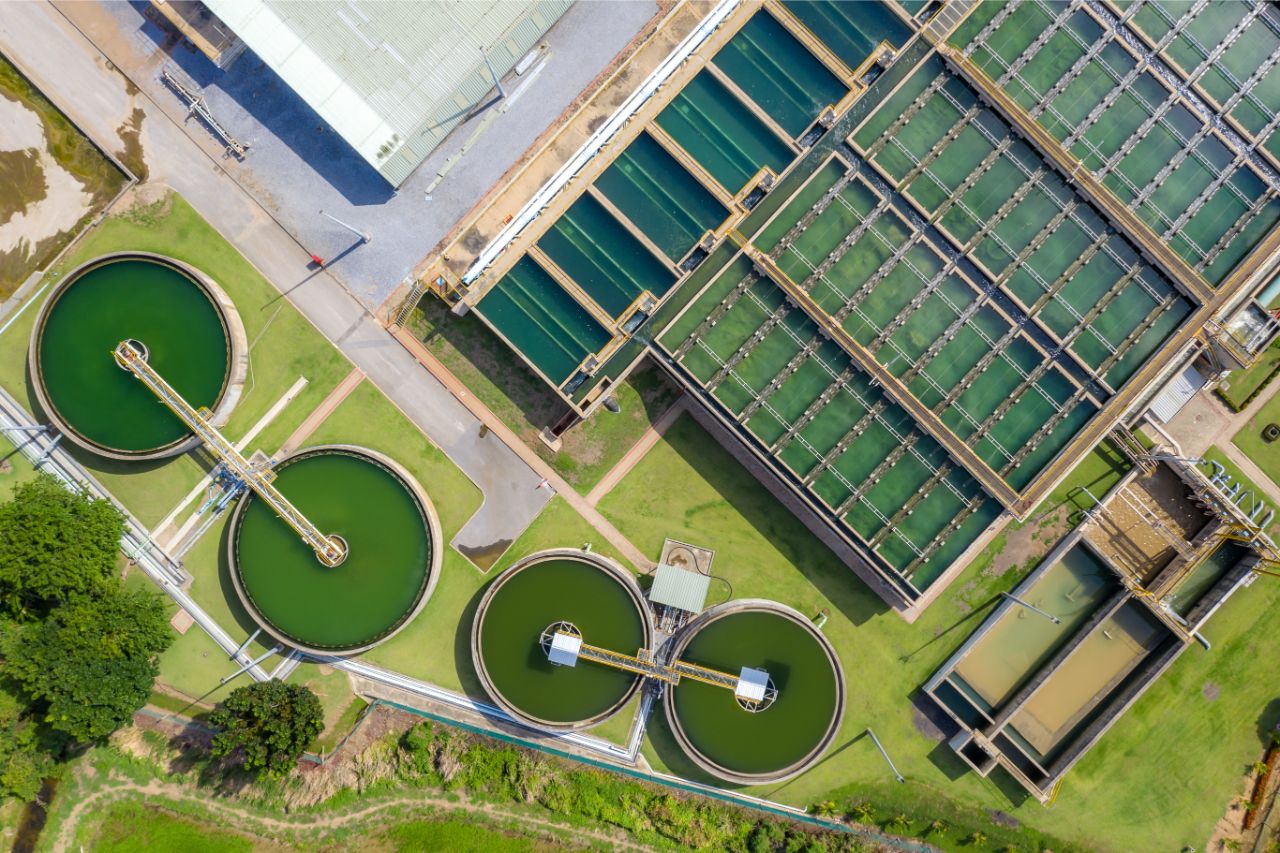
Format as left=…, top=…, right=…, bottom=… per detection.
left=461, top=0, right=741, bottom=284
left=1142, top=414, right=1183, bottom=456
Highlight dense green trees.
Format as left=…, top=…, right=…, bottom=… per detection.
left=3, top=588, right=171, bottom=740
left=209, top=680, right=323, bottom=779
left=0, top=474, right=124, bottom=617
left=0, top=685, right=48, bottom=802
left=0, top=474, right=172, bottom=800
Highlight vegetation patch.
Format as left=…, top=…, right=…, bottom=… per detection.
left=0, top=56, right=126, bottom=295
left=407, top=299, right=679, bottom=488
left=597, top=414, right=1280, bottom=851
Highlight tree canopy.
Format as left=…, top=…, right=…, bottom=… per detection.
left=209, top=680, right=323, bottom=779
left=0, top=682, right=50, bottom=802
left=0, top=474, right=124, bottom=619
left=2, top=587, right=172, bottom=741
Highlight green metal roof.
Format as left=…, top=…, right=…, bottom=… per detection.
left=204, top=0, right=573, bottom=186
left=649, top=563, right=711, bottom=614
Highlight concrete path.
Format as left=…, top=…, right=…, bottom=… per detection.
left=0, top=1, right=549, bottom=556
left=1163, top=375, right=1280, bottom=506
left=277, top=367, right=363, bottom=456
left=392, top=328, right=653, bottom=571
left=52, top=0, right=658, bottom=309
left=585, top=397, right=687, bottom=506
left=1165, top=377, right=1280, bottom=458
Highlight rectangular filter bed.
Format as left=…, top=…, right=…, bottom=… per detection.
left=457, top=0, right=1276, bottom=608
left=950, top=0, right=1280, bottom=285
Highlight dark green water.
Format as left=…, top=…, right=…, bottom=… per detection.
left=37, top=257, right=229, bottom=453
left=672, top=611, right=838, bottom=775
left=783, top=0, right=913, bottom=66
left=233, top=450, right=432, bottom=651
left=713, top=11, right=846, bottom=137
left=656, top=69, right=793, bottom=194
left=595, top=132, right=728, bottom=260
left=477, top=256, right=611, bottom=384
left=538, top=193, right=675, bottom=318
left=478, top=557, right=645, bottom=725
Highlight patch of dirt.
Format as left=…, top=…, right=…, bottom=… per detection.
left=117, top=183, right=173, bottom=224
left=0, top=148, right=45, bottom=226
left=114, top=106, right=147, bottom=181
left=460, top=227, right=486, bottom=254
left=986, top=506, right=1071, bottom=578
left=1204, top=682, right=1221, bottom=702
left=1207, top=774, right=1254, bottom=853
left=988, top=810, right=1019, bottom=829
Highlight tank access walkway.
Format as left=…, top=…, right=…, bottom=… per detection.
left=541, top=622, right=775, bottom=710
left=114, top=339, right=347, bottom=567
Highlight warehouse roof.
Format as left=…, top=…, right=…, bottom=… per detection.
left=203, top=0, right=572, bottom=186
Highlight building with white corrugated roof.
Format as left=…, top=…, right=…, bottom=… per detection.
left=161, top=0, right=572, bottom=186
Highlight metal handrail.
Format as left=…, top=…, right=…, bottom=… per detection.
left=113, top=340, right=346, bottom=566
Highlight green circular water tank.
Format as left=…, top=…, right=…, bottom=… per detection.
left=665, top=601, right=845, bottom=784
left=31, top=253, right=243, bottom=459
left=472, top=551, right=652, bottom=730
left=229, top=446, right=440, bottom=655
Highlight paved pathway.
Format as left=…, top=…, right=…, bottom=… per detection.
left=0, top=1, right=549, bottom=555
left=1166, top=380, right=1279, bottom=457
left=277, top=367, right=363, bottom=455
left=53, top=0, right=658, bottom=309
left=392, top=328, right=653, bottom=570
left=585, top=397, right=687, bottom=506
left=1163, top=374, right=1280, bottom=507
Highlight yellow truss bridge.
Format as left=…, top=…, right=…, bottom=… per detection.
left=113, top=339, right=347, bottom=567
left=540, top=622, right=775, bottom=710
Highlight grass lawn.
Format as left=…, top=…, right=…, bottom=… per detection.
left=1203, top=446, right=1280, bottom=539
left=1025, top=437, right=1131, bottom=521
left=80, top=800, right=286, bottom=853
left=1233, top=391, right=1280, bottom=487
left=0, top=434, right=38, bottom=501
left=407, top=299, right=679, bottom=490
left=286, top=664, right=364, bottom=752
left=598, top=414, right=1280, bottom=852
left=362, top=493, right=634, bottom=696
left=1218, top=342, right=1280, bottom=410
left=0, top=190, right=351, bottom=527
left=77, top=797, right=572, bottom=853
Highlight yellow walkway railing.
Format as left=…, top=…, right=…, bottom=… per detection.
left=114, top=340, right=347, bottom=566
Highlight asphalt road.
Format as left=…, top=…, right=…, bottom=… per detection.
left=70, top=0, right=658, bottom=308
left=0, top=0, right=553, bottom=557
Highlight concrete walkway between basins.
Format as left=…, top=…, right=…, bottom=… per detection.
left=0, top=1, right=551, bottom=559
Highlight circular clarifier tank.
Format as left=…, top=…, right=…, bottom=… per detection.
left=665, top=600, right=845, bottom=785
left=30, top=252, right=247, bottom=460
left=472, top=550, right=652, bottom=730
left=228, top=445, right=441, bottom=655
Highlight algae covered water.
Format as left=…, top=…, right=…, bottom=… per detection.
left=232, top=449, right=433, bottom=652
left=37, top=257, right=229, bottom=453
left=671, top=610, right=838, bottom=776
left=477, top=557, right=646, bottom=725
